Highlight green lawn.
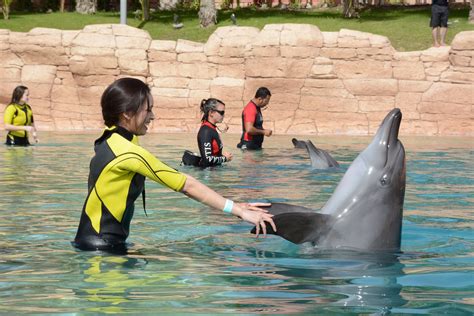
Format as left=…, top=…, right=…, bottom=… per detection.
left=1, top=7, right=473, bottom=51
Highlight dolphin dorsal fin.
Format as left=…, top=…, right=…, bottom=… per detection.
left=306, top=141, right=339, bottom=168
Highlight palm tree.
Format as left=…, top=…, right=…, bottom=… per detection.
left=139, top=0, right=150, bottom=21
left=76, top=0, right=97, bottom=14
left=342, top=0, right=359, bottom=18
left=2, top=0, right=13, bottom=19
left=199, top=0, right=217, bottom=27
left=469, top=0, right=474, bottom=24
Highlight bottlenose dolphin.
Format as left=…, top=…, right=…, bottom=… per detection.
left=254, top=108, right=406, bottom=251
left=292, top=138, right=339, bottom=168
left=291, top=138, right=308, bottom=149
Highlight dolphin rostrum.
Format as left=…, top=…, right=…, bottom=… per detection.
left=292, top=138, right=340, bottom=169
left=291, top=138, right=308, bottom=149
left=254, top=109, right=406, bottom=251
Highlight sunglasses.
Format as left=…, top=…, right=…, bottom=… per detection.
left=213, top=109, right=225, bottom=116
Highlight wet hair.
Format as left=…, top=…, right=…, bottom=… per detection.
left=11, top=86, right=28, bottom=104
left=200, top=98, right=225, bottom=121
left=255, top=87, right=271, bottom=99
left=101, top=78, right=151, bottom=127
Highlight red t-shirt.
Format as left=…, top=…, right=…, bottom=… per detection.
left=242, top=101, right=260, bottom=141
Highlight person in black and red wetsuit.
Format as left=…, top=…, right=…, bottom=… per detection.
left=197, top=98, right=233, bottom=168
left=237, top=87, right=272, bottom=150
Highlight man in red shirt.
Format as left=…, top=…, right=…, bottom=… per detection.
left=237, top=87, right=273, bottom=150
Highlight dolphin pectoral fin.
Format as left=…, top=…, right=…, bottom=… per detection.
left=262, top=202, right=317, bottom=216
left=250, top=212, right=332, bottom=244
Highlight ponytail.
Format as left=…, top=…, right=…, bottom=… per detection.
left=200, top=98, right=225, bottom=121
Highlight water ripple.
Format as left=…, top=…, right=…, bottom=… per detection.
left=0, top=133, right=472, bottom=314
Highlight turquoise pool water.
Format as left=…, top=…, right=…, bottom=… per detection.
left=0, top=133, right=472, bottom=314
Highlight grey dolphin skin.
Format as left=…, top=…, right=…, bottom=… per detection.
left=254, top=108, right=406, bottom=251
left=291, top=138, right=308, bottom=149
left=292, top=138, right=339, bottom=169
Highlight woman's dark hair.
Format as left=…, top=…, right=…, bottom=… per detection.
left=101, top=78, right=151, bottom=127
left=11, top=86, right=28, bottom=104
left=200, top=98, right=225, bottom=121
left=255, top=87, right=271, bottom=99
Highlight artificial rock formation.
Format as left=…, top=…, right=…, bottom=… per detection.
left=0, top=24, right=473, bottom=136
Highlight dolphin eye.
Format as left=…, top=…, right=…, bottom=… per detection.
left=380, top=174, right=391, bottom=186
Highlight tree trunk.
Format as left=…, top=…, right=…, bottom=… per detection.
left=139, top=0, right=150, bottom=21
left=199, top=0, right=217, bottom=28
left=342, top=0, right=359, bottom=18
left=60, top=0, right=65, bottom=12
left=2, top=0, right=11, bottom=20
left=469, top=0, right=474, bottom=24
left=76, top=0, right=97, bottom=14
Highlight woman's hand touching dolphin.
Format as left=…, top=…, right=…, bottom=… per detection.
left=237, top=202, right=271, bottom=212
left=236, top=204, right=276, bottom=237
left=181, top=175, right=277, bottom=237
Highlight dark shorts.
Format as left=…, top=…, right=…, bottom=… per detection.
left=237, top=140, right=262, bottom=150
left=72, top=235, right=129, bottom=254
left=5, top=135, right=30, bottom=146
left=430, top=5, right=449, bottom=28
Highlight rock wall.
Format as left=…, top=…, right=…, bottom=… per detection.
left=0, top=24, right=473, bottom=136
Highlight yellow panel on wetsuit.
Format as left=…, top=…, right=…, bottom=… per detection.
left=107, top=132, right=186, bottom=191
left=3, top=103, right=34, bottom=138
left=85, top=128, right=186, bottom=235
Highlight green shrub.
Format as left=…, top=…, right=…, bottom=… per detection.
left=221, top=0, right=232, bottom=10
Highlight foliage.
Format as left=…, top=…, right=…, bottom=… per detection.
left=11, top=0, right=32, bottom=12
left=177, top=0, right=200, bottom=11
left=44, top=0, right=59, bottom=11
left=289, top=0, right=301, bottom=10
left=97, top=0, right=113, bottom=11
left=221, top=0, right=232, bottom=10
left=319, top=0, right=338, bottom=8
left=11, top=0, right=62, bottom=12
left=342, top=0, right=359, bottom=18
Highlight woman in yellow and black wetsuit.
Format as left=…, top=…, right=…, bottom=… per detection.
left=3, top=86, right=38, bottom=146
left=197, top=98, right=233, bottom=168
left=73, top=78, right=276, bottom=252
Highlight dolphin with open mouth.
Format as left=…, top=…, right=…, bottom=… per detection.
left=253, top=108, right=406, bottom=252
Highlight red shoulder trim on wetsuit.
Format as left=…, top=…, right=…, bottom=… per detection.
left=202, top=120, right=217, bottom=130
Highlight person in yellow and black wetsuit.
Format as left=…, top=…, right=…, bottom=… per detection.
left=197, top=98, right=233, bottom=168
left=3, top=85, right=39, bottom=146
left=73, top=78, right=276, bottom=252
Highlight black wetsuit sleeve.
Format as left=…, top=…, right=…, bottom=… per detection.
left=197, top=126, right=226, bottom=168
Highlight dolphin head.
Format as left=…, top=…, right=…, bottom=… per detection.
left=320, top=108, right=406, bottom=251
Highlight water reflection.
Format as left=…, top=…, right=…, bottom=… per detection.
left=1, top=146, right=35, bottom=182
left=242, top=248, right=406, bottom=314
left=74, top=254, right=148, bottom=312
